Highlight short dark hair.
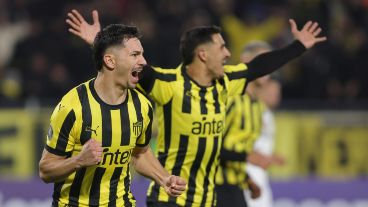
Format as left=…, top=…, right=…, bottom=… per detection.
left=180, top=25, right=221, bottom=65
left=93, top=24, right=142, bottom=71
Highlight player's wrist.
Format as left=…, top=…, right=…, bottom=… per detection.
left=72, top=154, right=84, bottom=170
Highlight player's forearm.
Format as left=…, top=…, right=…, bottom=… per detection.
left=246, top=40, right=306, bottom=82
left=39, top=151, right=82, bottom=183
left=132, top=147, right=170, bottom=187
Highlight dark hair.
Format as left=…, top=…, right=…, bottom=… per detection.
left=93, top=24, right=142, bottom=71
left=180, top=25, right=221, bottom=65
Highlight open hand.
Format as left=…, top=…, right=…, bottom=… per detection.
left=289, top=19, right=327, bottom=49
left=66, top=9, right=101, bottom=45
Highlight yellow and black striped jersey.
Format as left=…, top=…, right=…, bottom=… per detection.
left=215, top=94, right=265, bottom=189
left=140, top=64, right=248, bottom=207
left=45, top=79, right=153, bottom=207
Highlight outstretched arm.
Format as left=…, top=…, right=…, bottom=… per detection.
left=246, top=19, right=327, bottom=82
left=66, top=9, right=101, bottom=45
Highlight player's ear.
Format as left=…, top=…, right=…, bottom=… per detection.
left=197, top=48, right=207, bottom=62
left=103, top=54, right=115, bottom=71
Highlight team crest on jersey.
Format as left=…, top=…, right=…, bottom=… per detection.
left=133, top=121, right=143, bottom=137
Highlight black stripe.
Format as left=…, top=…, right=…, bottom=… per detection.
left=45, top=145, right=72, bottom=157
left=138, top=105, right=153, bottom=147
left=55, top=110, right=76, bottom=154
left=212, top=86, right=220, bottom=114
left=182, top=76, right=191, bottom=114
left=89, top=167, right=106, bottom=206
left=200, top=136, right=219, bottom=207
left=120, top=94, right=130, bottom=146
left=77, top=84, right=92, bottom=145
left=156, top=72, right=176, bottom=82
left=226, top=70, right=247, bottom=81
left=130, top=90, right=143, bottom=121
left=240, top=97, right=245, bottom=130
left=108, top=167, right=123, bottom=207
left=185, top=138, right=206, bottom=206
left=225, top=100, right=236, bottom=116
left=250, top=100, right=255, bottom=133
left=52, top=181, right=65, bottom=205
left=211, top=190, right=216, bottom=207
left=122, top=164, right=133, bottom=206
left=169, top=135, right=189, bottom=203
left=171, top=135, right=189, bottom=174
left=101, top=107, right=112, bottom=147
left=163, top=100, right=173, bottom=152
left=199, top=88, right=207, bottom=115
left=68, top=168, right=87, bottom=206
left=130, top=90, right=145, bottom=142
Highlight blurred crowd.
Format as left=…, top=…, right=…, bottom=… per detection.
left=0, top=0, right=367, bottom=107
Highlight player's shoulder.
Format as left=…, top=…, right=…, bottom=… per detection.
left=131, top=88, right=153, bottom=108
left=224, top=63, right=248, bottom=73
left=151, top=65, right=181, bottom=82
left=152, top=65, right=178, bottom=74
left=54, top=81, right=90, bottom=114
left=58, top=84, right=81, bottom=107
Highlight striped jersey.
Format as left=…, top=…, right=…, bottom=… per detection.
left=215, top=94, right=265, bottom=189
left=140, top=64, right=248, bottom=207
left=45, top=79, right=153, bottom=207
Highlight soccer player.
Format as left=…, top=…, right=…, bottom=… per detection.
left=38, top=24, right=186, bottom=207
left=66, top=9, right=326, bottom=207
left=241, top=42, right=285, bottom=207
left=215, top=41, right=283, bottom=207
left=215, top=91, right=266, bottom=207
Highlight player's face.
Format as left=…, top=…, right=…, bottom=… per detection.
left=113, top=38, right=146, bottom=89
left=205, top=34, right=231, bottom=79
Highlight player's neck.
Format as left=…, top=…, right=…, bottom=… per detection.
left=94, top=73, right=128, bottom=105
left=186, top=62, right=213, bottom=87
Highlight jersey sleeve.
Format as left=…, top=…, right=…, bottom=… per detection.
left=45, top=99, right=78, bottom=157
left=138, top=66, right=175, bottom=105
left=224, top=63, right=249, bottom=97
left=136, top=102, right=153, bottom=147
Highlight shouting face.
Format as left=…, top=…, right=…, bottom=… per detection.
left=105, top=37, right=147, bottom=89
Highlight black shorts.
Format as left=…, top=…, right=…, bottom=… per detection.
left=215, top=184, right=247, bottom=207
left=146, top=201, right=181, bottom=207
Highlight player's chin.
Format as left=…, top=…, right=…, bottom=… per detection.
left=127, top=81, right=138, bottom=89
left=216, top=72, right=225, bottom=79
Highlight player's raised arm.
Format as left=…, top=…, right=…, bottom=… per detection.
left=66, top=9, right=101, bottom=45
left=245, top=19, right=327, bottom=82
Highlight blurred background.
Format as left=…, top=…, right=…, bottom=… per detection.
left=0, top=0, right=367, bottom=206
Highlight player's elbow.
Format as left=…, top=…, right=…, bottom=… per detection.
left=39, top=161, right=54, bottom=183
left=39, top=170, right=53, bottom=183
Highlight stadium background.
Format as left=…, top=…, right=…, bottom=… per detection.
left=0, top=0, right=367, bottom=206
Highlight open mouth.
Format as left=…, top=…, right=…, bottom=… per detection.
left=132, top=71, right=140, bottom=78
left=131, top=68, right=142, bottom=78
